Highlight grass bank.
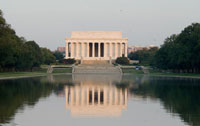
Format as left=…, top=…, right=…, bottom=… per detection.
left=0, top=72, right=47, bottom=80
left=149, top=70, right=200, bottom=78
left=122, top=68, right=200, bottom=78
left=52, top=68, right=72, bottom=73
left=0, top=67, right=72, bottom=80
left=122, top=68, right=144, bottom=74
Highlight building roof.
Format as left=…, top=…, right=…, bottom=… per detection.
left=70, top=31, right=122, bottom=39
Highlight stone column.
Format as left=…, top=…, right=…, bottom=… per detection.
left=87, top=42, right=89, bottom=58
left=104, top=42, right=107, bottom=58
left=98, top=42, right=100, bottom=57
left=120, top=43, right=122, bottom=57
left=74, top=42, right=76, bottom=58
left=76, top=42, right=79, bottom=59
left=115, top=43, right=118, bottom=58
left=65, top=42, right=68, bottom=58
left=71, top=42, right=74, bottom=58
left=125, top=42, right=127, bottom=57
left=109, top=42, right=112, bottom=58
left=81, top=42, right=84, bottom=58
left=92, top=42, right=95, bottom=57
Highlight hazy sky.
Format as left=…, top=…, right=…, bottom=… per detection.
left=1, top=0, right=200, bottom=50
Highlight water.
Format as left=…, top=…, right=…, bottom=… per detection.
left=0, top=74, right=200, bottom=126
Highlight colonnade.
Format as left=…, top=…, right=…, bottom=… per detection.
left=65, top=41, right=127, bottom=60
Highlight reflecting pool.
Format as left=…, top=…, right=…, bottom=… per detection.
left=0, top=74, right=200, bottom=126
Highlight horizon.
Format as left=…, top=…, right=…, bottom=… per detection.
left=1, top=0, right=200, bottom=50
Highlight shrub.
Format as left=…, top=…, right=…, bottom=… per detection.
left=116, top=57, right=129, bottom=65
left=62, top=58, right=76, bottom=64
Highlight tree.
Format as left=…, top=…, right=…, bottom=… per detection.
left=128, top=47, right=158, bottom=66
left=128, top=51, right=139, bottom=60
left=41, top=48, right=56, bottom=65
left=116, top=57, right=129, bottom=65
left=53, top=51, right=64, bottom=63
left=0, top=10, right=21, bottom=71
left=154, top=35, right=178, bottom=70
left=0, top=9, right=54, bottom=71
left=154, top=23, right=200, bottom=73
left=25, top=41, right=43, bottom=67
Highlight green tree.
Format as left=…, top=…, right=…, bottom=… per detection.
left=25, top=41, right=43, bottom=67
left=154, top=35, right=178, bottom=70
left=128, top=47, right=158, bottom=66
left=116, top=57, right=129, bottom=65
left=154, top=23, right=200, bottom=73
left=0, top=9, right=53, bottom=71
left=53, top=51, right=64, bottom=63
left=41, top=48, right=56, bottom=65
left=0, top=10, right=22, bottom=71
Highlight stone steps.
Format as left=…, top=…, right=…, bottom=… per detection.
left=82, top=60, right=109, bottom=65
left=73, top=66, right=121, bottom=74
left=73, top=59, right=122, bottom=74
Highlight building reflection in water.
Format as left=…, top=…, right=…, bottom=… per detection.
left=65, top=74, right=127, bottom=117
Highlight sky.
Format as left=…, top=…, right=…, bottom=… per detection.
left=1, top=0, right=200, bottom=50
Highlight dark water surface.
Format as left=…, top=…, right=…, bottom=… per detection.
left=0, top=74, right=200, bottom=126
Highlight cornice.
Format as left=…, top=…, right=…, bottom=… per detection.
left=65, top=38, right=128, bottom=41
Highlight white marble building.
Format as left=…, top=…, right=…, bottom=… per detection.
left=65, top=31, right=128, bottom=61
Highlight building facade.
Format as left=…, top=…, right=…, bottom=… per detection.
left=57, top=47, right=65, bottom=53
left=65, top=31, right=128, bottom=61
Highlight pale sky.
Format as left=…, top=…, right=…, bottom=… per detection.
left=1, top=0, right=200, bottom=50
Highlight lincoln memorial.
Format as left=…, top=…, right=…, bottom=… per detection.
left=65, top=31, right=128, bottom=61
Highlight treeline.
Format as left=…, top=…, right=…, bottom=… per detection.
left=129, top=23, right=200, bottom=73
left=154, top=23, right=200, bottom=73
left=128, top=47, right=158, bottom=65
left=0, top=10, right=57, bottom=72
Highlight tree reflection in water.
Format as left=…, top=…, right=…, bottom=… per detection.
left=0, top=75, right=73, bottom=124
left=129, top=76, right=200, bottom=126
left=0, top=77, right=53, bottom=124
